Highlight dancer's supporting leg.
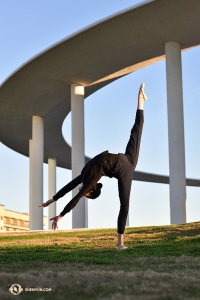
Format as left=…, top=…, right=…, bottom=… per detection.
left=117, top=84, right=147, bottom=249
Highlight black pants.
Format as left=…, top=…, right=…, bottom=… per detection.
left=114, top=109, right=144, bottom=234
left=54, top=110, right=144, bottom=232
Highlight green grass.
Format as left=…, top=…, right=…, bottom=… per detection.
left=1, top=222, right=200, bottom=299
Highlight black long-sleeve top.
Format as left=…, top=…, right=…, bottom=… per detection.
left=53, top=151, right=117, bottom=217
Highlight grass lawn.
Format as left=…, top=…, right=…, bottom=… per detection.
left=0, top=222, right=200, bottom=300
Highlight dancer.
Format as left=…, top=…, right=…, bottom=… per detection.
left=39, top=83, right=147, bottom=250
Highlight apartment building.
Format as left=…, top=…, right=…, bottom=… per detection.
left=0, top=204, right=47, bottom=232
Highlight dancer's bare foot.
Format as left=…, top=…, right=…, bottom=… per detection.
left=117, top=244, right=128, bottom=250
left=138, top=83, right=147, bottom=110
left=139, top=83, right=148, bottom=101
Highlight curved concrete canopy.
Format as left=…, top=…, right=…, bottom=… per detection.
left=0, top=0, right=200, bottom=185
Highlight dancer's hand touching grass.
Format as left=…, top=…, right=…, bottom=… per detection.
left=50, top=215, right=63, bottom=230
left=38, top=199, right=54, bottom=208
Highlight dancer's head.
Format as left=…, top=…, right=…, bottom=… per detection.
left=85, top=183, right=103, bottom=199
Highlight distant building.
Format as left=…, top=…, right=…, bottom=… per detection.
left=0, top=204, right=47, bottom=232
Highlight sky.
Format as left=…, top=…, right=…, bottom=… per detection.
left=0, top=0, right=200, bottom=230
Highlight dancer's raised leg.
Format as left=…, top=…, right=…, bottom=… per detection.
left=117, top=83, right=147, bottom=250
left=138, top=83, right=147, bottom=110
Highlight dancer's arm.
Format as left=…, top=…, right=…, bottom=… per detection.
left=59, top=182, right=94, bottom=216
left=38, top=175, right=82, bottom=208
left=39, top=199, right=55, bottom=208
left=53, top=175, right=82, bottom=201
left=49, top=182, right=95, bottom=230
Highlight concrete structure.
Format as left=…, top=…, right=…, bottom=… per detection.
left=29, top=139, right=33, bottom=229
left=71, top=84, right=87, bottom=228
left=48, top=158, right=56, bottom=229
left=0, top=0, right=200, bottom=229
left=0, top=204, right=47, bottom=232
left=29, top=116, right=44, bottom=230
left=165, top=42, right=187, bottom=224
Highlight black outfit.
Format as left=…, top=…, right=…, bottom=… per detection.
left=53, top=109, right=144, bottom=234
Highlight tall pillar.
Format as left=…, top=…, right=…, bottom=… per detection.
left=165, top=41, right=187, bottom=224
left=71, top=84, right=88, bottom=228
left=29, top=116, right=44, bottom=230
left=126, top=214, right=129, bottom=227
left=48, top=158, right=56, bottom=229
left=29, top=139, right=33, bottom=230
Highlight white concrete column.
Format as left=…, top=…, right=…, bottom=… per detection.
left=29, top=139, right=33, bottom=230
left=30, top=116, right=44, bottom=230
left=48, top=158, right=56, bottom=229
left=126, top=214, right=129, bottom=227
left=71, top=84, right=88, bottom=228
left=165, top=41, right=187, bottom=224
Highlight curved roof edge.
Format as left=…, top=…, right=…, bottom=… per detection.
left=0, top=0, right=155, bottom=87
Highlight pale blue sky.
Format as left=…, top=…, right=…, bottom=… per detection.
left=0, top=0, right=200, bottom=230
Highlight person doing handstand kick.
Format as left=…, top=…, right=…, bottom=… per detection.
left=39, top=83, right=148, bottom=250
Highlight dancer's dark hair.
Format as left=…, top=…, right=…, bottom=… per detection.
left=86, top=183, right=103, bottom=199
